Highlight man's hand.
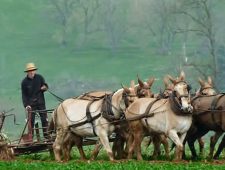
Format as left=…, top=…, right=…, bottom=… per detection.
left=25, top=105, right=32, bottom=111
left=41, top=85, right=48, bottom=91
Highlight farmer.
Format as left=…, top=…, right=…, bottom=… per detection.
left=21, top=62, right=49, bottom=139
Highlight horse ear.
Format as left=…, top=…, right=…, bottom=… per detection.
left=208, top=76, right=213, bottom=86
left=163, top=76, right=169, bottom=88
left=198, top=78, right=204, bottom=87
left=180, top=70, right=185, bottom=81
left=147, top=77, right=155, bottom=87
left=167, top=75, right=176, bottom=84
left=121, top=84, right=130, bottom=93
left=130, top=80, right=135, bottom=89
left=137, top=75, right=144, bottom=87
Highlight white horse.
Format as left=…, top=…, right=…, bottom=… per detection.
left=52, top=81, right=138, bottom=161
left=125, top=71, right=193, bottom=160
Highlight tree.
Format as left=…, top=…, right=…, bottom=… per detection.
left=49, top=0, right=78, bottom=46
left=175, top=0, right=218, bottom=84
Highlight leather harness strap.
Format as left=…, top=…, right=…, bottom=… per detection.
left=127, top=98, right=160, bottom=122
left=210, top=94, right=225, bottom=129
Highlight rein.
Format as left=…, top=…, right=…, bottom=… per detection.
left=47, top=89, right=64, bottom=102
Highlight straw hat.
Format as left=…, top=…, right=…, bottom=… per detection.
left=24, top=63, right=38, bottom=72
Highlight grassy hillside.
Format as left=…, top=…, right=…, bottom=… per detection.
left=0, top=0, right=224, bottom=138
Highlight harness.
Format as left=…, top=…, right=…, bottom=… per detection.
left=126, top=98, right=161, bottom=122
left=68, top=93, right=107, bottom=136
left=169, top=91, right=192, bottom=116
left=67, top=90, right=132, bottom=135
left=192, top=93, right=225, bottom=130
left=210, top=94, right=225, bottom=128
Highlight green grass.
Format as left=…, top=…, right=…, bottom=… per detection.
left=1, top=160, right=225, bottom=170
left=1, top=140, right=224, bottom=170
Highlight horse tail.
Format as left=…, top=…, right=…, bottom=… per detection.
left=48, top=108, right=58, bottom=134
left=48, top=117, right=55, bottom=133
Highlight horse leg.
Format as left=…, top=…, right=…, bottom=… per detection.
left=72, top=135, right=87, bottom=160
left=152, top=134, right=161, bottom=159
left=208, top=131, right=223, bottom=159
left=135, top=130, right=144, bottom=160
left=62, top=132, right=73, bottom=161
left=98, top=133, right=114, bottom=161
left=198, top=137, right=204, bottom=156
left=112, top=134, right=125, bottom=159
left=213, top=134, right=225, bottom=159
left=125, top=133, right=133, bottom=159
left=90, top=140, right=102, bottom=160
left=53, top=128, right=65, bottom=162
left=167, top=130, right=183, bottom=161
left=187, top=129, right=208, bottom=159
left=160, top=134, right=170, bottom=159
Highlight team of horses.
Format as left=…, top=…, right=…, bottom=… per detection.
left=48, top=72, right=225, bottom=162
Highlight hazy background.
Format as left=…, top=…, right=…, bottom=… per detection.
left=1, top=0, right=225, bottom=138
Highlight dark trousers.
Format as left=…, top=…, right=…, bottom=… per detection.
left=30, top=104, right=48, bottom=138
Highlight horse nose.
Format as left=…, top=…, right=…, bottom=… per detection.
left=188, top=105, right=193, bottom=113
left=181, top=105, right=193, bottom=113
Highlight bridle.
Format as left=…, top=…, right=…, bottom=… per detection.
left=169, top=81, right=193, bottom=114
left=136, top=86, right=153, bottom=98
left=173, top=81, right=192, bottom=101
left=199, top=86, right=216, bottom=95
left=122, top=91, right=137, bottom=108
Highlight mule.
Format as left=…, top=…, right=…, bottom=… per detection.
left=179, top=76, right=217, bottom=158
left=194, top=77, right=218, bottom=157
left=141, top=76, right=174, bottom=159
left=51, top=81, right=138, bottom=162
left=186, top=87, right=225, bottom=159
left=125, top=71, right=193, bottom=160
left=92, top=76, right=156, bottom=160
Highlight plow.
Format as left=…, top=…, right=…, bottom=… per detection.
left=0, top=108, right=116, bottom=159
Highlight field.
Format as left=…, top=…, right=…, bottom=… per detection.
left=1, top=144, right=225, bottom=170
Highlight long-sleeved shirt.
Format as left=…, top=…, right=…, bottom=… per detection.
left=21, top=74, right=48, bottom=107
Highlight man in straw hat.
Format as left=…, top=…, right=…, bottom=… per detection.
left=21, top=62, right=49, bottom=140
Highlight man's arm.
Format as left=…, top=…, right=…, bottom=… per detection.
left=40, top=75, right=48, bottom=91
left=21, top=81, right=29, bottom=107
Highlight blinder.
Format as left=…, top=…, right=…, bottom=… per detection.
left=122, top=91, right=137, bottom=108
left=187, top=84, right=192, bottom=92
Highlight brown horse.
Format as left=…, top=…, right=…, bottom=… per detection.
left=186, top=82, right=225, bottom=159
left=194, top=77, right=217, bottom=157
left=179, top=76, right=217, bottom=158
left=125, top=71, right=193, bottom=160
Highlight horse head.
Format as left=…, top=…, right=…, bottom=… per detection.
left=121, top=80, right=138, bottom=108
left=168, top=71, right=193, bottom=113
left=160, top=76, right=174, bottom=98
left=196, top=76, right=217, bottom=96
left=136, top=75, right=155, bottom=98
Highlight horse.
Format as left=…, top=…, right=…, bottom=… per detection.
left=51, top=81, right=138, bottom=162
left=91, top=76, right=156, bottom=160
left=185, top=78, right=225, bottom=159
left=125, top=71, right=193, bottom=160
left=141, top=76, right=174, bottom=159
left=177, top=76, right=217, bottom=158
left=194, top=77, right=218, bottom=157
